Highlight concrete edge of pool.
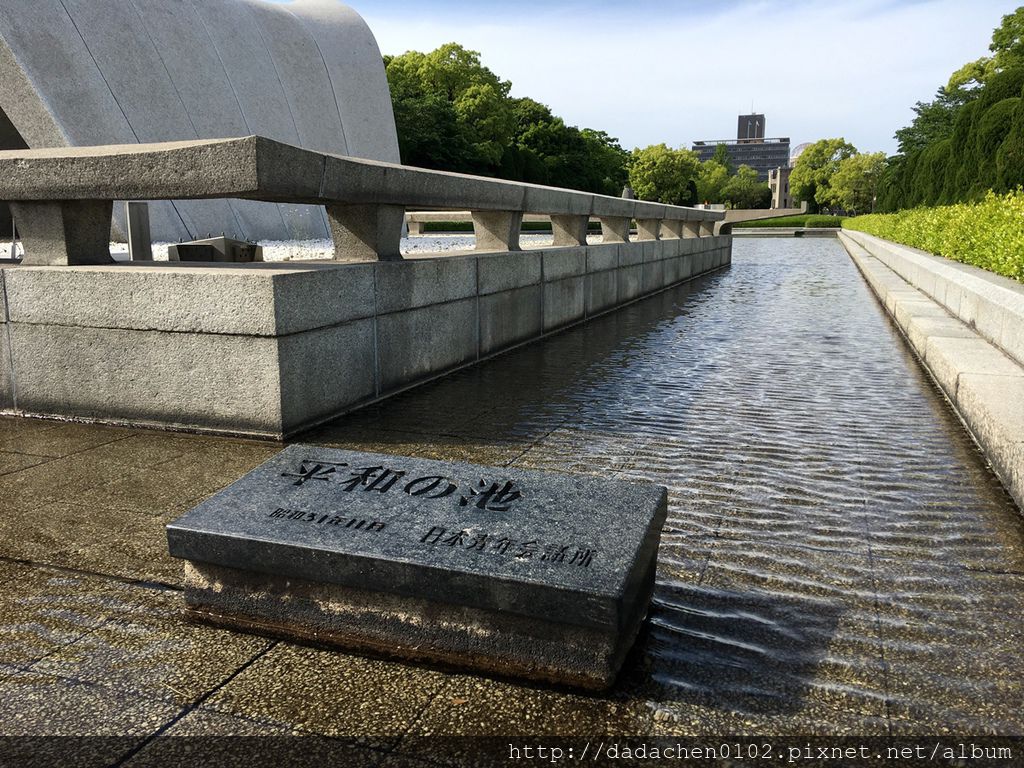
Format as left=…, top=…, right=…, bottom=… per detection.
left=840, top=230, right=1024, bottom=513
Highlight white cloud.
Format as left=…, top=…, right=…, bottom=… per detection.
left=359, top=0, right=1019, bottom=154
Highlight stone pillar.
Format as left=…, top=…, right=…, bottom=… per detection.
left=326, top=203, right=404, bottom=262
left=126, top=202, right=153, bottom=261
left=472, top=210, right=522, bottom=251
left=661, top=220, right=683, bottom=239
left=635, top=219, right=660, bottom=241
left=406, top=219, right=424, bottom=236
left=682, top=221, right=701, bottom=238
left=599, top=217, right=630, bottom=243
left=700, top=220, right=715, bottom=237
left=550, top=214, right=589, bottom=247
left=11, top=200, right=114, bottom=266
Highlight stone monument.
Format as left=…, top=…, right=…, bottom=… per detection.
left=168, top=445, right=668, bottom=689
left=0, top=0, right=400, bottom=242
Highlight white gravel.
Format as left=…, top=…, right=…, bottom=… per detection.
left=2, top=233, right=606, bottom=263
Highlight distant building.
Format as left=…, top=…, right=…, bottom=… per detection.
left=692, top=113, right=790, bottom=181
left=768, top=166, right=792, bottom=209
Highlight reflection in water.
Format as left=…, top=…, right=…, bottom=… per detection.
left=306, top=238, right=1024, bottom=733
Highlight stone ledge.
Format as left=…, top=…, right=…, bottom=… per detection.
left=842, top=230, right=1024, bottom=368
left=0, top=236, right=732, bottom=438
left=840, top=231, right=1024, bottom=511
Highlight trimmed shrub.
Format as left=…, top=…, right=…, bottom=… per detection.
left=843, top=189, right=1024, bottom=281
left=976, top=97, right=1020, bottom=192
left=802, top=215, right=845, bottom=227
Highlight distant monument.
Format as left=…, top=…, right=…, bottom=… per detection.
left=0, top=0, right=400, bottom=242
left=692, top=113, right=791, bottom=181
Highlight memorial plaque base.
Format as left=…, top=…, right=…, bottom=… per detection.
left=181, top=558, right=656, bottom=689
left=167, top=445, right=668, bottom=690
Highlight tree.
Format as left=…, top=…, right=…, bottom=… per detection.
left=828, top=152, right=887, bottom=214
left=711, top=142, right=733, bottom=175
left=628, top=144, right=700, bottom=205
left=385, top=44, right=630, bottom=193
left=789, top=138, right=858, bottom=212
left=695, top=160, right=730, bottom=204
left=948, top=8, right=1024, bottom=91
left=385, top=44, right=513, bottom=174
left=720, top=165, right=771, bottom=209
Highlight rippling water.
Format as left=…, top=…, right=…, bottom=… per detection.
left=309, top=237, right=1024, bottom=734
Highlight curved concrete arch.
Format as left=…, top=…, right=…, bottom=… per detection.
left=0, top=0, right=398, bottom=242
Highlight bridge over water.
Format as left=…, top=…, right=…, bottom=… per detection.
left=0, top=236, right=1020, bottom=757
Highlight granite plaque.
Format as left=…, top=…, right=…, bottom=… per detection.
left=167, top=444, right=668, bottom=688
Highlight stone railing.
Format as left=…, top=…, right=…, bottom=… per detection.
left=0, top=136, right=724, bottom=266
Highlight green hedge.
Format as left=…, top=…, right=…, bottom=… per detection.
left=842, top=189, right=1024, bottom=281
left=736, top=214, right=844, bottom=228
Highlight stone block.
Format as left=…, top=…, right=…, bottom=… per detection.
left=8, top=322, right=284, bottom=435
left=586, top=244, right=618, bottom=273
left=479, top=285, right=542, bottom=355
left=322, top=155, right=525, bottom=212
left=0, top=323, right=12, bottom=411
left=633, top=201, right=666, bottom=221
left=376, top=299, right=478, bottom=391
left=326, top=203, right=404, bottom=262
left=3, top=263, right=376, bottom=335
left=590, top=197, right=635, bottom=219
left=892, top=298, right=949, bottom=333
left=618, top=244, right=643, bottom=267
left=543, top=276, right=585, bottom=332
left=585, top=271, right=618, bottom=316
left=278, top=320, right=377, bottom=435
left=542, top=248, right=585, bottom=281
left=618, top=265, right=642, bottom=302
left=906, top=315, right=976, bottom=359
left=635, top=219, right=659, bottom=241
left=598, top=217, right=630, bottom=244
left=550, top=214, right=589, bottom=247
left=956, top=372, right=1024, bottom=507
left=477, top=251, right=542, bottom=296
left=663, top=256, right=681, bottom=285
left=166, top=444, right=668, bottom=689
left=640, top=240, right=658, bottom=263
left=374, top=257, right=477, bottom=315
left=472, top=211, right=522, bottom=252
left=641, top=260, right=664, bottom=295
left=678, top=254, right=693, bottom=281
left=523, top=187, right=592, bottom=216
left=11, top=200, right=114, bottom=266
left=924, top=336, right=1022, bottom=397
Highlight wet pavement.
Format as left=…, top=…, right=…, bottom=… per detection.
left=0, top=237, right=1022, bottom=763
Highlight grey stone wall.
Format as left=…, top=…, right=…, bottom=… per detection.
left=0, top=237, right=732, bottom=438
left=0, top=0, right=399, bottom=242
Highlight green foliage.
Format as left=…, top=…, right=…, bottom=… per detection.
left=628, top=144, right=700, bottom=206
left=947, top=8, right=1024, bottom=90
left=828, top=152, right=887, bottom=214
left=711, top=143, right=733, bottom=175
left=843, top=189, right=1024, bottom=282
left=695, top=161, right=729, bottom=204
left=385, top=44, right=628, bottom=193
left=720, top=165, right=771, bottom=209
left=997, top=97, right=1024, bottom=190
left=789, top=138, right=858, bottom=212
left=882, top=12, right=1024, bottom=211
left=976, top=97, right=1020, bottom=191
left=738, top=214, right=844, bottom=228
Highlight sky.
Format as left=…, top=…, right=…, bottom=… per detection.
left=349, top=0, right=1021, bottom=155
